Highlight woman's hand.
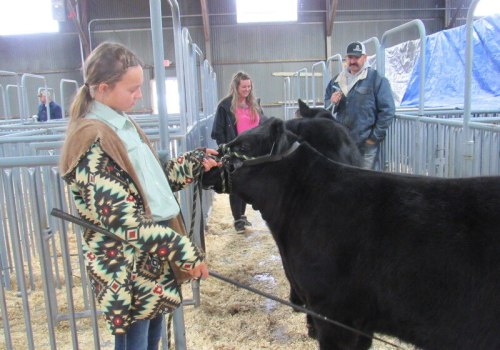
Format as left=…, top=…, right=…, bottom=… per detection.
left=202, top=148, right=221, bottom=172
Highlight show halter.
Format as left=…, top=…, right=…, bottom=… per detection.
left=216, top=141, right=301, bottom=192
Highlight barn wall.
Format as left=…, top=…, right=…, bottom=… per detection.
left=0, top=0, right=476, bottom=118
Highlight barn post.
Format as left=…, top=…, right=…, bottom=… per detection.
left=462, top=0, right=480, bottom=177
left=149, top=0, right=171, bottom=153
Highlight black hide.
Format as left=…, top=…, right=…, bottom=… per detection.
left=202, top=100, right=362, bottom=192
left=219, top=117, right=500, bottom=350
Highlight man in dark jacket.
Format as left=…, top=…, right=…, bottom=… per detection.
left=325, top=41, right=395, bottom=170
left=37, top=90, right=62, bottom=122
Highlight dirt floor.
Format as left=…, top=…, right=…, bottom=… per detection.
left=2, top=192, right=416, bottom=349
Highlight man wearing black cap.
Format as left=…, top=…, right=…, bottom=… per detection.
left=324, top=41, right=395, bottom=170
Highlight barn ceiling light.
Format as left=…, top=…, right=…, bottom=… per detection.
left=236, top=0, right=298, bottom=23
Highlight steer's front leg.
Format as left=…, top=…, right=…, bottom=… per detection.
left=316, top=320, right=372, bottom=350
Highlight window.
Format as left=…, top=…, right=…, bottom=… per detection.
left=151, top=78, right=180, bottom=115
left=236, top=0, right=298, bottom=23
left=0, top=0, right=59, bottom=36
left=475, top=0, right=500, bottom=16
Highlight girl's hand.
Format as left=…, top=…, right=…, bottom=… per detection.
left=202, top=148, right=221, bottom=171
left=188, top=262, right=209, bottom=280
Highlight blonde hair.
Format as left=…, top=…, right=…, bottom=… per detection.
left=227, top=71, right=261, bottom=123
left=69, top=42, right=143, bottom=121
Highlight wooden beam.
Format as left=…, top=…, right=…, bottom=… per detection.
left=200, top=0, right=212, bottom=62
left=446, top=0, right=466, bottom=29
left=326, top=0, right=338, bottom=36
left=67, top=0, right=91, bottom=59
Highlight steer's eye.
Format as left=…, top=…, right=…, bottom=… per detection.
left=239, top=142, right=252, bottom=153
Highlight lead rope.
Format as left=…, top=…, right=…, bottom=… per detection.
left=209, top=271, right=402, bottom=349
left=166, top=313, right=173, bottom=350
left=50, top=208, right=401, bottom=350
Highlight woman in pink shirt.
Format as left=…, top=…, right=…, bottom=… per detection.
left=211, top=71, right=265, bottom=233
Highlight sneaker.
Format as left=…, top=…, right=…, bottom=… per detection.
left=234, top=219, right=246, bottom=233
left=241, top=215, right=252, bottom=227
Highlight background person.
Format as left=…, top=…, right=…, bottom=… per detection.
left=324, top=41, right=395, bottom=170
left=37, top=90, right=62, bottom=121
left=59, top=42, right=218, bottom=350
left=211, top=71, right=265, bottom=233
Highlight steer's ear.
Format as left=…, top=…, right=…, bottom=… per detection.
left=268, top=118, right=289, bottom=154
left=269, top=118, right=286, bottom=141
left=298, top=99, right=313, bottom=118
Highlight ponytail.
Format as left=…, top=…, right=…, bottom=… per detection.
left=69, top=84, right=93, bottom=122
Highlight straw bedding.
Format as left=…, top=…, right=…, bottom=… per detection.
left=2, top=193, right=414, bottom=349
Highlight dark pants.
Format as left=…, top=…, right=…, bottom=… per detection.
left=229, top=193, right=247, bottom=221
left=114, top=314, right=164, bottom=350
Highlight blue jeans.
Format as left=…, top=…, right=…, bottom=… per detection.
left=115, top=314, right=164, bottom=350
left=359, top=142, right=379, bottom=170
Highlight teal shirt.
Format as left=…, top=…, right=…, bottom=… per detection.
left=86, top=101, right=180, bottom=221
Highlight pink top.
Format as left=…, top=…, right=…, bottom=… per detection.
left=236, top=107, right=260, bottom=135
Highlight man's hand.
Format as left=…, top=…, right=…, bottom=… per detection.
left=330, top=90, right=343, bottom=105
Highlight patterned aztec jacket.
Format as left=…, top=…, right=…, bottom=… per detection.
left=59, top=118, right=206, bottom=335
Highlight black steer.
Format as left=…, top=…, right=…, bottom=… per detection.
left=216, top=117, right=500, bottom=350
left=203, top=101, right=362, bottom=192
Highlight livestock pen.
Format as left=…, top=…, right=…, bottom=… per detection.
left=0, top=1, right=218, bottom=349
left=284, top=12, right=499, bottom=178
left=0, top=0, right=499, bottom=349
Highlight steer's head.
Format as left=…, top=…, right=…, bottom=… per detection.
left=225, top=117, right=291, bottom=160
left=202, top=118, right=295, bottom=193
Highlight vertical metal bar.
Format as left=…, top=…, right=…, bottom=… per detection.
left=168, top=0, right=188, bottom=137
left=15, top=168, right=36, bottom=290
left=182, top=28, right=193, bottom=127
left=172, top=306, right=187, bottom=350
left=0, top=264, right=13, bottom=349
left=52, top=171, right=79, bottom=349
left=361, top=37, right=381, bottom=72
left=29, top=167, right=58, bottom=350
left=149, top=0, right=171, bottom=153
left=0, top=85, right=6, bottom=117
left=0, top=171, right=11, bottom=289
left=311, top=61, right=327, bottom=107
left=4, top=168, right=35, bottom=350
left=0, top=71, right=21, bottom=120
left=59, top=79, right=79, bottom=119
left=462, top=0, right=480, bottom=177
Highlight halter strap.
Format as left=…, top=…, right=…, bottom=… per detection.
left=218, top=141, right=301, bottom=192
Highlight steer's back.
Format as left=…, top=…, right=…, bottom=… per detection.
left=253, top=145, right=500, bottom=350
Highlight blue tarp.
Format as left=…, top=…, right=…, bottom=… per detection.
left=400, top=14, right=500, bottom=109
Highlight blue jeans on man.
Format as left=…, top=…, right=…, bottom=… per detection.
left=114, top=314, right=163, bottom=350
left=359, top=141, right=379, bottom=170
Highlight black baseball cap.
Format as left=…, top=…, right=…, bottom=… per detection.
left=346, top=41, right=366, bottom=57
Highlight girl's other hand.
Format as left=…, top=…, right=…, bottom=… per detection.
left=202, top=148, right=221, bottom=171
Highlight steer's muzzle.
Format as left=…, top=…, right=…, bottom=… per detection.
left=222, top=155, right=243, bottom=174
